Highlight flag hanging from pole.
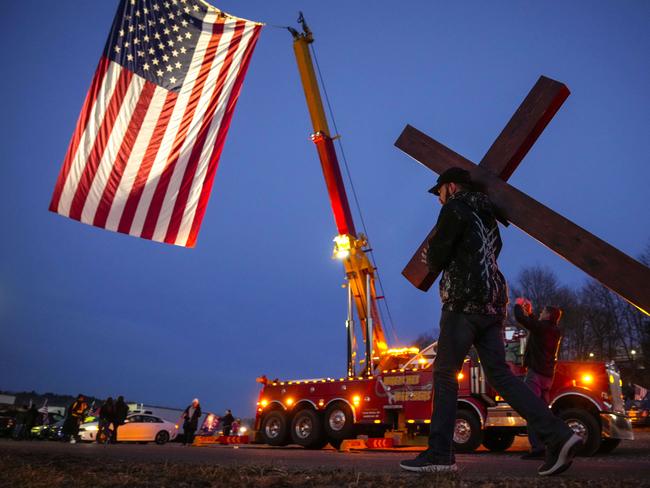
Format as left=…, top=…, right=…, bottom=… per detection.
left=50, top=0, right=262, bottom=247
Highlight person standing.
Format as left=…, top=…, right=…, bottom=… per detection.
left=97, top=397, right=114, bottom=444
left=399, top=168, right=581, bottom=476
left=63, top=395, right=88, bottom=443
left=514, top=298, right=564, bottom=459
left=12, top=405, right=28, bottom=440
left=112, top=396, right=129, bottom=443
left=24, top=404, right=39, bottom=440
left=221, top=409, right=234, bottom=436
left=182, top=399, right=202, bottom=445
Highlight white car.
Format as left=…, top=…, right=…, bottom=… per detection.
left=78, top=414, right=179, bottom=444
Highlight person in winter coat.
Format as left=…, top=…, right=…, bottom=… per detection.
left=221, top=409, right=234, bottom=436
left=182, top=398, right=202, bottom=445
left=112, top=396, right=129, bottom=443
left=400, top=168, right=580, bottom=476
left=63, top=394, right=88, bottom=443
left=97, top=397, right=114, bottom=444
left=514, top=298, right=563, bottom=459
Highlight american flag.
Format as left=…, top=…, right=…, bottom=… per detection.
left=50, top=0, right=262, bottom=247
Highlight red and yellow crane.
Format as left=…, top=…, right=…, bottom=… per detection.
left=289, top=14, right=388, bottom=376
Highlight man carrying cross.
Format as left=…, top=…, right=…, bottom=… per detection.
left=399, top=167, right=582, bottom=476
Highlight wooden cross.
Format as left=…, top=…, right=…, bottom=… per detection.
left=395, top=76, right=650, bottom=316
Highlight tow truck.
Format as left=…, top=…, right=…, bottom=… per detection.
left=253, top=14, right=634, bottom=456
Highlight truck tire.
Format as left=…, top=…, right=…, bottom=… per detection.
left=558, top=408, right=601, bottom=456
left=261, top=410, right=290, bottom=446
left=598, top=438, right=621, bottom=454
left=324, top=402, right=355, bottom=441
left=290, top=409, right=327, bottom=449
left=482, top=430, right=515, bottom=452
left=454, top=409, right=483, bottom=453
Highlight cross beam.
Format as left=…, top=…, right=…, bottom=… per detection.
left=395, top=127, right=650, bottom=315
left=402, top=76, right=570, bottom=290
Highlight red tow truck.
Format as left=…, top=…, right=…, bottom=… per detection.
left=253, top=16, right=634, bottom=456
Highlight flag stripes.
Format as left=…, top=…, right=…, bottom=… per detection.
left=50, top=1, right=262, bottom=247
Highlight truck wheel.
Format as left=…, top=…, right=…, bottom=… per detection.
left=324, top=402, right=354, bottom=441
left=454, top=409, right=483, bottom=453
left=290, top=409, right=327, bottom=449
left=261, top=411, right=290, bottom=446
left=559, top=408, right=601, bottom=456
left=598, top=438, right=621, bottom=454
left=482, top=430, right=515, bottom=452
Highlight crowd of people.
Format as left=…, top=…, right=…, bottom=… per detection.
left=9, top=393, right=240, bottom=447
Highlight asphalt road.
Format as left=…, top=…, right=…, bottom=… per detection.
left=2, top=430, right=649, bottom=482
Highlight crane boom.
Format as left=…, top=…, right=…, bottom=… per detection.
left=289, top=15, right=388, bottom=375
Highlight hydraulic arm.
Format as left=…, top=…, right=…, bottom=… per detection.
left=289, top=14, right=388, bottom=376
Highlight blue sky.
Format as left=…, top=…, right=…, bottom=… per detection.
left=1, top=0, right=648, bottom=415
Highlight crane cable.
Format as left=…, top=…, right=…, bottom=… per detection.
left=309, top=43, right=399, bottom=345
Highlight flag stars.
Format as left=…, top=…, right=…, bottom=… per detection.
left=154, top=32, right=161, bottom=39
left=172, top=25, right=180, bottom=32
left=114, top=45, right=121, bottom=54
left=158, top=17, right=166, bottom=24
left=164, top=27, right=171, bottom=35
left=127, top=53, right=134, bottom=61
left=144, top=35, right=150, bottom=42
left=153, top=4, right=160, bottom=11
left=143, top=63, right=150, bottom=71
left=152, top=58, right=160, bottom=65
left=137, top=50, right=145, bottom=57
left=174, top=61, right=181, bottom=69
left=148, top=47, right=155, bottom=55
left=172, top=49, right=179, bottom=57
left=184, top=32, right=192, bottom=39
left=119, top=28, right=125, bottom=37
left=162, top=54, right=170, bottom=62
left=156, top=69, right=164, bottom=77
left=170, top=76, right=177, bottom=84
left=158, top=42, right=166, bottom=51
left=176, top=34, right=183, bottom=42
left=166, top=65, right=173, bottom=72
left=167, top=39, right=174, bottom=47
left=128, top=24, right=135, bottom=32
left=180, top=46, right=187, bottom=54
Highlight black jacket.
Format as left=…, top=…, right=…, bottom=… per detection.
left=114, top=400, right=129, bottom=425
left=514, top=304, right=562, bottom=378
left=427, top=191, right=508, bottom=315
left=183, top=405, right=202, bottom=427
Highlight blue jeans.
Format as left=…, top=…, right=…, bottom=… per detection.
left=524, top=369, right=554, bottom=451
left=427, top=310, right=571, bottom=463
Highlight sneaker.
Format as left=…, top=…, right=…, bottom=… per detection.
left=538, top=433, right=582, bottom=476
left=400, top=451, right=458, bottom=473
left=521, top=450, right=545, bottom=460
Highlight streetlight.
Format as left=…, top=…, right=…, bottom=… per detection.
left=631, top=350, right=637, bottom=356
left=589, top=352, right=594, bottom=358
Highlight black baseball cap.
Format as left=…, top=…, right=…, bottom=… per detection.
left=428, top=167, right=473, bottom=195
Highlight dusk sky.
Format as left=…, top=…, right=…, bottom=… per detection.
left=1, top=1, right=648, bottom=417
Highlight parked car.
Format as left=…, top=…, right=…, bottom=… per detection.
left=30, top=414, right=64, bottom=439
left=78, top=414, right=178, bottom=444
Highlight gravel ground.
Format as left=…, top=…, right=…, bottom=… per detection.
left=1, top=428, right=648, bottom=487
